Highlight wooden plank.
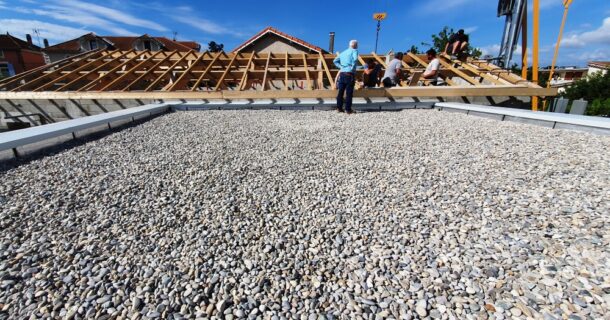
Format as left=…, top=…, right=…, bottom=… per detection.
left=239, top=52, right=256, bottom=91
left=261, top=53, right=272, bottom=91
left=319, top=52, right=335, bottom=90
left=436, top=58, right=480, bottom=86
left=303, top=53, right=312, bottom=90
left=213, top=52, right=238, bottom=91
left=284, top=52, right=289, bottom=91
left=50, top=49, right=135, bottom=91
left=100, top=50, right=165, bottom=91
left=146, top=50, right=194, bottom=91
left=0, top=50, right=99, bottom=88
left=11, top=50, right=111, bottom=92
left=190, top=52, right=222, bottom=91
left=123, top=50, right=178, bottom=91
left=75, top=50, right=150, bottom=92
left=168, top=51, right=207, bottom=91
left=0, top=86, right=558, bottom=101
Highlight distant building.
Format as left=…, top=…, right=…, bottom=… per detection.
left=42, top=33, right=201, bottom=63
left=540, top=66, right=588, bottom=92
left=232, top=27, right=328, bottom=54
left=587, top=61, right=609, bottom=75
left=0, top=33, right=46, bottom=78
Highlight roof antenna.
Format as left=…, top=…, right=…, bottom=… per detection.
left=33, top=28, right=42, bottom=47
left=172, top=31, right=178, bottom=41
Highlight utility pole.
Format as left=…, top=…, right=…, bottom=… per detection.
left=373, top=13, right=387, bottom=53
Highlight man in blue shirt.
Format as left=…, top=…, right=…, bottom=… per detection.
left=333, top=40, right=359, bottom=114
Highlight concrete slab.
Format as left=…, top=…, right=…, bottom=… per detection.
left=435, top=102, right=610, bottom=135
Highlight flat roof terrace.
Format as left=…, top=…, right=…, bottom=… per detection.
left=0, top=110, right=609, bottom=319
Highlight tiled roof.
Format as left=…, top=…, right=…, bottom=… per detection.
left=232, top=27, right=327, bottom=54
left=43, top=34, right=200, bottom=53
left=588, top=61, right=610, bottom=70
left=0, top=34, right=42, bottom=51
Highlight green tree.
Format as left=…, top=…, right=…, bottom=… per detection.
left=561, top=71, right=610, bottom=116
left=421, top=26, right=482, bottom=58
left=208, top=41, right=224, bottom=52
left=407, top=45, right=420, bottom=54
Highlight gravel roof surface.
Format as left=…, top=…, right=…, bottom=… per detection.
left=1, top=110, right=609, bottom=319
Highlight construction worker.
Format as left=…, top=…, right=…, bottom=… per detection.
left=381, top=52, right=404, bottom=87
left=444, top=29, right=469, bottom=58
left=333, top=40, right=359, bottom=114
left=422, top=49, right=441, bottom=84
left=363, top=59, right=382, bottom=88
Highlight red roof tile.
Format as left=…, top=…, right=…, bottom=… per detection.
left=43, top=34, right=200, bottom=53
left=0, top=34, right=42, bottom=51
left=232, top=27, right=327, bottom=54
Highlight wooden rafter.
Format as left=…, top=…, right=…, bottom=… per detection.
left=35, top=50, right=132, bottom=92
left=123, top=50, right=178, bottom=91
left=261, top=53, right=271, bottom=91
left=319, top=52, right=335, bottom=90
left=0, top=50, right=550, bottom=97
left=191, top=52, right=222, bottom=91
left=239, top=52, right=256, bottom=91
left=100, top=50, right=165, bottom=91
left=146, top=50, right=194, bottom=91
left=76, top=50, right=149, bottom=92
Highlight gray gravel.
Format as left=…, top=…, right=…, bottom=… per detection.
left=1, top=110, right=609, bottom=319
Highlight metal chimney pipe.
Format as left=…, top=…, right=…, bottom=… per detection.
left=329, top=32, right=335, bottom=53
left=26, top=34, right=33, bottom=45
left=44, top=39, right=49, bottom=48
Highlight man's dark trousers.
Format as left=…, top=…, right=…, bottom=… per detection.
left=336, top=73, right=355, bottom=112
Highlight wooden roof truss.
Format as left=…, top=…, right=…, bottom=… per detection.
left=0, top=50, right=556, bottom=98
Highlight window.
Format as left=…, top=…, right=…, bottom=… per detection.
left=0, top=50, right=4, bottom=58
left=143, top=40, right=152, bottom=50
left=0, top=64, right=10, bottom=78
left=89, top=40, right=98, bottom=50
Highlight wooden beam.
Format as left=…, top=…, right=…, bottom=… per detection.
left=11, top=50, right=111, bottom=92
left=168, top=51, right=206, bottom=91
left=100, top=50, right=164, bottom=91
left=284, top=52, right=289, bottom=91
left=239, top=52, right=256, bottom=91
left=123, top=50, right=178, bottom=91
left=303, top=53, right=312, bottom=90
left=0, top=50, right=99, bottom=88
left=261, top=53, right=271, bottom=91
left=146, top=50, right=194, bottom=91
left=213, top=52, right=238, bottom=91
left=436, top=59, right=481, bottom=86
left=440, top=54, right=509, bottom=85
left=191, top=52, right=221, bottom=91
left=50, top=49, right=135, bottom=91
left=0, top=85, right=558, bottom=101
left=319, top=52, right=335, bottom=90
left=76, top=50, right=149, bottom=92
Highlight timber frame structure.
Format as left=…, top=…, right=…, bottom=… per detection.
left=0, top=49, right=557, bottom=99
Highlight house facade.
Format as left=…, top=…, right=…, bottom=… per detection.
left=0, top=34, right=46, bottom=78
left=232, top=27, right=328, bottom=54
left=42, top=33, right=201, bottom=63
left=587, top=61, right=609, bottom=75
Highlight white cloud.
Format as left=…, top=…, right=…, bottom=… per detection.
left=563, top=17, right=610, bottom=47
left=417, top=0, right=478, bottom=13
left=566, top=49, right=610, bottom=63
left=12, top=5, right=136, bottom=36
left=55, top=0, right=168, bottom=32
left=0, top=19, right=90, bottom=42
left=464, top=26, right=478, bottom=34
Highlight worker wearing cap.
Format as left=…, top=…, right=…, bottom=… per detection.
left=333, top=40, right=359, bottom=114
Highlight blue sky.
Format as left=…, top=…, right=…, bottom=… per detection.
left=1, top=0, right=608, bottom=67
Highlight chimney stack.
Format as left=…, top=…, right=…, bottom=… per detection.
left=44, top=39, right=49, bottom=48
left=329, top=32, right=335, bottom=53
left=26, top=34, right=33, bottom=45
